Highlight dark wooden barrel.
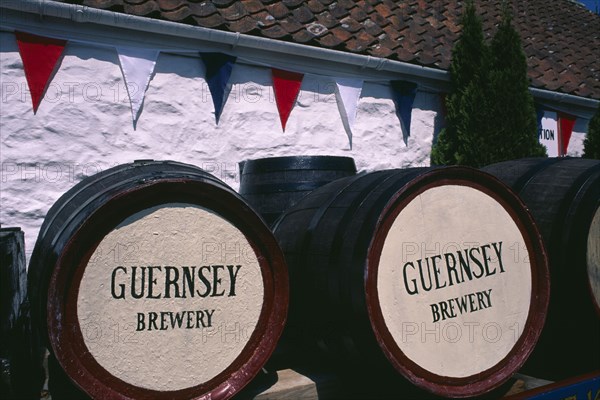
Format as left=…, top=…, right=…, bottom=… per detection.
left=28, top=160, right=288, bottom=400
left=239, top=156, right=357, bottom=225
left=482, top=157, right=600, bottom=379
left=273, top=166, right=550, bottom=398
left=1, top=228, right=27, bottom=354
left=1, top=227, right=39, bottom=400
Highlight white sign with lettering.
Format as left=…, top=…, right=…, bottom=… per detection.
left=539, top=110, right=559, bottom=157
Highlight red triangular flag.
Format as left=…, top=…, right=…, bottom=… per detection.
left=15, top=31, right=67, bottom=113
left=271, top=68, right=304, bottom=131
left=558, top=112, right=576, bottom=155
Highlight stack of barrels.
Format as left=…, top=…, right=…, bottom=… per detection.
left=243, top=158, right=550, bottom=398
left=25, top=156, right=599, bottom=399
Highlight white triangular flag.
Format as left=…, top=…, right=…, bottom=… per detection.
left=116, top=47, right=159, bottom=128
left=334, top=77, right=363, bottom=149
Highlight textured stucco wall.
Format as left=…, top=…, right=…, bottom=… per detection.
left=0, top=31, right=443, bottom=258
left=0, top=30, right=591, bottom=259
left=565, top=118, right=588, bottom=157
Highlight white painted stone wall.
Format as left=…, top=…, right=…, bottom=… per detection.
left=566, top=118, right=588, bottom=157
left=0, top=31, right=441, bottom=258
left=0, top=30, right=591, bottom=259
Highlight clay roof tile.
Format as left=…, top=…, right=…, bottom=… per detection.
left=62, top=0, right=600, bottom=99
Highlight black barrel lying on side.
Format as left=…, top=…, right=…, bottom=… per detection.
left=483, top=157, right=600, bottom=379
left=28, top=160, right=288, bottom=400
left=239, top=156, right=357, bottom=226
left=273, top=166, right=550, bottom=398
left=0, top=227, right=38, bottom=400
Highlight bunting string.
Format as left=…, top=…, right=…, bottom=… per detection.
left=200, top=53, right=237, bottom=124
left=271, top=68, right=304, bottom=132
left=13, top=29, right=569, bottom=151
left=15, top=31, right=66, bottom=114
left=391, top=80, right=418, bottom=144
left=334, top=77, right=363, bottom=149
left=116, top=47, right=159, bottom=128
left=558, top=112, right=576, bottom=155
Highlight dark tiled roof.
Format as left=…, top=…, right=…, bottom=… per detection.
left=60, top=0, right=599, bottom=99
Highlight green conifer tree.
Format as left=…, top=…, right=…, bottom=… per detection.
left=482, top=7, right=546, bottom=165
left=431, top=1, right=487, bottom=165
left=432, top=3, right=546, bottom=167
left=583, top=104, right=600, bottom=159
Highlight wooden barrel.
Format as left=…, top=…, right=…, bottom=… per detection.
left=28, top=160, right=288, bottom=400
left=273, top=166, right=550, bottom=398
left=239, top=156, right=357, bottom=225
left=1, top=227, right=40, bottom=400
left=482, top=157, right=600, bottom=379
left=1, top=227, right=27, bottom=352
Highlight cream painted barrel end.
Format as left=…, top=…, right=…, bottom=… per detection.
left=28, top=160, right=288, bottom=400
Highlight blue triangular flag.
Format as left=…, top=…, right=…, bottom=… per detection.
left=391, top=80, right=418, bottom=144
left=200, top=53, right=236, bottom=124
left=535, top=105, right=545, bottom=131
